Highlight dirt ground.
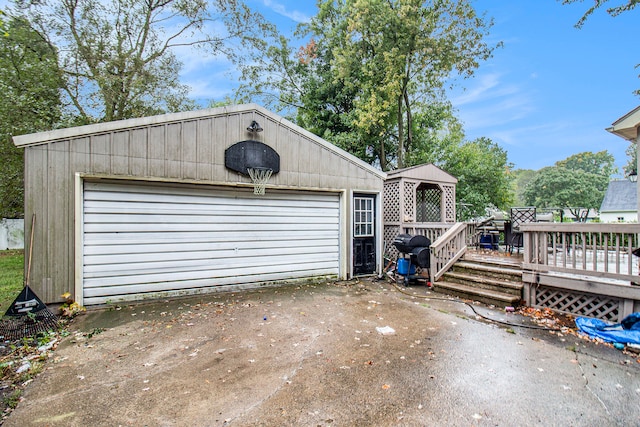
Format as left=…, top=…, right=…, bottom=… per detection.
left=3, top=278, right=640, bottom=426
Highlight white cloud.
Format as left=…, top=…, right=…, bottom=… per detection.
left=185, top=76, right=237, bottom=101
left=178, top=52, right=239, bottom=100
left=261, top=0, right=311, bottom=23
left=451, top=71, right=536, bottom=137
left=451, top=72, right=523, bottom=106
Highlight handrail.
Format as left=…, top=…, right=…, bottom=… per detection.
left=429, top=222, right=468, bottom=283
left=520, top=222, right=640, bottom=283
left=402, top=223, right=453, bottom=243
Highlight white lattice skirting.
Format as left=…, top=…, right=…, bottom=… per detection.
left=525, top=284, right=622, bottom=322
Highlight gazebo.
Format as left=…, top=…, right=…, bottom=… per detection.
left=383, top=164, right=457, bottom=259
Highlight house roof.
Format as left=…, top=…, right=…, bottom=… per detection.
left=385, top=163, right=457, bottom=184
left=607, top=105, right=640, bottom=142
left=599, top=180, right=638, bottom=213
left=12, top=103, right=386, bottom=180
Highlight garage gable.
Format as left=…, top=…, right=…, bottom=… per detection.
left=13, top=104, right=385, bottom=304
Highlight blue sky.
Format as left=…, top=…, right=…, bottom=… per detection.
left=4, top=0, right=635, bottom=172
left=179, top=0, right=639, bottom=173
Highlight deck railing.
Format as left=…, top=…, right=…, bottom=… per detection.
left=401, top=223, right=454, bottom=243
left=400, top=222, right=474, bottom=283
left=519, top=222, right=640, bottom=321
left=426, top=223, right=468, bottom=283
left=519, top=223, right=640, bottom=282
left=399, top=221, right=640, bottom=320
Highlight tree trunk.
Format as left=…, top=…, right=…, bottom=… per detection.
left=396, top=95, right=404, bottom=169
left=404, top=89, right=413, bottom=159
left=379, top=140, right=387, bottom=171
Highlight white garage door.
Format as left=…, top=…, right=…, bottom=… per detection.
left=81, top=181, right=340, bottom=305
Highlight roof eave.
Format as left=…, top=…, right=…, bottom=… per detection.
left=607, top=105, right=640, bottom=142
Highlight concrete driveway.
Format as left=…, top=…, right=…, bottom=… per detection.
left=5, top=278, right=640, bottom=426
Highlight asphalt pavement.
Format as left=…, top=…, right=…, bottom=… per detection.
left=5, top=278, right=640, bottom=426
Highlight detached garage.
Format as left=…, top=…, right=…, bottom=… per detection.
left=14, top=104, right=385, bottom=306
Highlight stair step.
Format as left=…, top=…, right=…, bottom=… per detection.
left=442, top=271, right=523, bottom=295
left=434, top=281, right=521, bottom=307
left=433, top=249, right=526, bottom=307
left=463, top=253, right=523, bottom=269
left=454, top=261, right=522, bottom=279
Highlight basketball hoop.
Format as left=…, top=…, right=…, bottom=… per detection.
left=247, top=167, right=273, bottom=195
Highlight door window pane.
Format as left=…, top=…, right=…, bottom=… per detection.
left=354, top=197, right=374, bottom=237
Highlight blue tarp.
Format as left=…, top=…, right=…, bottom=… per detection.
left=575, top=313, right=640, bottom=345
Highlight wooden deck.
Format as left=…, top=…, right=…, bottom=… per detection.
left=392, top=222, right=640, bottom=321
left=448, top=248, right=640, bottom=322
left=463, top=248, right=524, bottom=269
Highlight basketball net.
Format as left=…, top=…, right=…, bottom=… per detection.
left=247, top=167, right=273, bottom=195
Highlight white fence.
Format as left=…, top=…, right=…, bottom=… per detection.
left=0, top=218, right=24, bottom=250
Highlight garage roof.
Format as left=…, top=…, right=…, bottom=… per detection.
left=13, top=103, right=386, bottom=180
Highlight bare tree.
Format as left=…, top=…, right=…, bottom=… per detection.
left=15, top=0, right=272, bottom=122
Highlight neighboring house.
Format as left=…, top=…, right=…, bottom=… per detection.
left=607, top=105, right=640, bottom=215
left=599, top=179, right=638, bottom=223
left=13, top=104, right=386, bottom=306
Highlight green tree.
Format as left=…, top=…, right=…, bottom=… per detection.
left=443, top=137, right=514, bottom=220
left=234, top=1, right=511, bottom=213
left=522, top=151, right=615, bottom=220
left=624, top=142, right=637, bottom=177
left=0, top=16, right=62, bottom=218
left=555, top=150, right=618, bottom=177
left=238, top=0, right=497, bottom=171
left=403, top=103, right=464, bottom=168
left=317, top=0, right=497, bottom=170
left=522, top=166, right=607, bottom=220
left=512, top=169, right=537, bottom=206
left=16, top=0, right=271, bottom=122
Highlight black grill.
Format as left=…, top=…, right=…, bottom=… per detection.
left=392, top=234, right=431, bottom=268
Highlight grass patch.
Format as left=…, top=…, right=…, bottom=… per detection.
left=2, top=389, right=22, bottom=409
left=0, top=250, right=25, bottom=314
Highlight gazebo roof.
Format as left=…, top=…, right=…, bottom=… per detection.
left=607, top=105, right=640, bottom=142
left=385, top=163, right=457, bottom=184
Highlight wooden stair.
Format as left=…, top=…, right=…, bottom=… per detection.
left=433, top=252, right=524, bottom=307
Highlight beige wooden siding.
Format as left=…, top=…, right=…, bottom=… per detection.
left=18, top=105, right=384, bottom=303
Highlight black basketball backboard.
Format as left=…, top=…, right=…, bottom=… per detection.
left=224, top=140, right=280, bottom=175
